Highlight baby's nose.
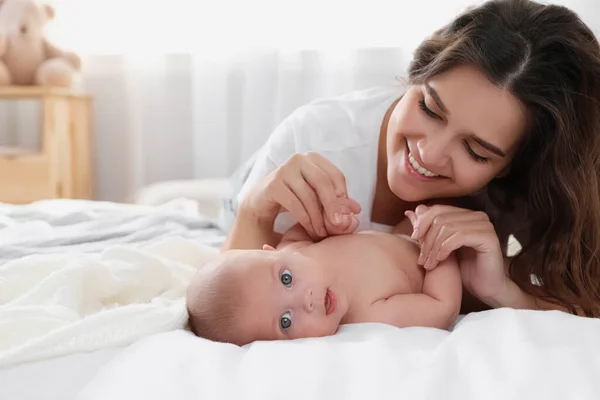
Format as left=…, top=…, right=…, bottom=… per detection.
left=304, top=288, right=313, bottom=312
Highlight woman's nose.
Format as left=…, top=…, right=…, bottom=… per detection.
left=417, top=135, right=450, bottom=169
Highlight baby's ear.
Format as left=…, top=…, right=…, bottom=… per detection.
left=262, top=244, right=276, bottom=251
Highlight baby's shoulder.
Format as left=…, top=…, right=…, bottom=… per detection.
left=357, top=230, right=419, bottom=250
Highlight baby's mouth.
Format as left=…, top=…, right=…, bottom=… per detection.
left=324, top=289, right=337, bottom=316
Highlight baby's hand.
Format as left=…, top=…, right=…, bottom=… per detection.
left=323, top=197, right=360, bottom=235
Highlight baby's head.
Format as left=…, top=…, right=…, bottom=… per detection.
left=185, top=251, right=245, bottom=345
left=186, top=246, right=344, bottom=346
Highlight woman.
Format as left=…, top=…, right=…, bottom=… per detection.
left=223, top=0, right=600, bottom=317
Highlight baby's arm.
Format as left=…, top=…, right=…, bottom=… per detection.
left=366, top=253, right=462, bottom=330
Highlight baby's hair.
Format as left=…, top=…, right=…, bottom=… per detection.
left=186, top=258, right=244, bottom=345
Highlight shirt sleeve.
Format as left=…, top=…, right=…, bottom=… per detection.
left=232, top=98, right=367, bottom=234
left=235, top=108, right=302, bottom=234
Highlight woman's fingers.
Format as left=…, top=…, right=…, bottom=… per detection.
left=300, top=152, right=361, bottom=227
left=413, top=205, right=453, bottom=239
left=299, top=159, right=345, bottom=226
left=410, top=203, right=495, bottom=271
left=272, top=180, right=316, bottom=237
left=307, top=152, right=348, bottom=199
left=285, top=175, right=326, bottom=237
left=434, top=222, right=495, bottom=262
left=268, top=152, right=359, bottom=236
left=417, top=210, right=482, bottom=266
left=423, top=220, right=493, bottom=270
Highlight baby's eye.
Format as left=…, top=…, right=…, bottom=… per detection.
left=280, top=312, right=292, bottom=330
left=280, top=269, right=292, bottom=287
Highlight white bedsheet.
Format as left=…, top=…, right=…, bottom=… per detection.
left=0, top=346, right=125, bottom=400
left=78, top=309, right=600, bottom=400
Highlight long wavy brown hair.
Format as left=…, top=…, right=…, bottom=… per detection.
left=408, top=0, right=600, bottom=316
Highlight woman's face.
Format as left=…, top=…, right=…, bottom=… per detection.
left=386, top=64, right=527, bottom=202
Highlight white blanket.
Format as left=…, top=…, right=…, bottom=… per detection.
left=0, top=236, right=218, bottom=369
left=0, top=198, right=224, bottom=265
left=78, top=310, right=600, bottom=400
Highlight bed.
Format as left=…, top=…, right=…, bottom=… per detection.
left=1, top=196, right=600, bottom=400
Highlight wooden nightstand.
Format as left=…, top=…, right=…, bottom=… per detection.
left=0, top=87, right=93, bottom=204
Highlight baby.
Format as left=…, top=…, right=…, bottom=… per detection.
left=186, top=223, right=462, bottom=346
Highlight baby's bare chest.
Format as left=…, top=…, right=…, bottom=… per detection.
left=326, top=233, right=424, bottom=302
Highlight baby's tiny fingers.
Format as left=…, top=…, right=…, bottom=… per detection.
left=342, top=214, right=360, bottom=234
left=404, top=211, right=419, bottom=238
left=404, top=210, right=416, bottom=225
left=425, top=257, right=441, bottom=270
left=415, top=204, right=428, bottom=216
left=348, top=197, right=362, bottom=214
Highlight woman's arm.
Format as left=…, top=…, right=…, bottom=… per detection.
left=470, top=253, right=577, bottom=314
left=484, top=270, right=575, bottom=313
left=221, top=205, right=282, bottom=251
left=221, top=152, right=360, bottom=252
left=456, top=260, right=574, bottom=314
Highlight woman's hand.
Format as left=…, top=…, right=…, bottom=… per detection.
left=241, top=152, right=361, bottom=239
left=324, top=200, right=360, bottom=236
left=404, top=205, right=510, bottom=304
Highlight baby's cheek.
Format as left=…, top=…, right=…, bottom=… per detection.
left=307, top=317, right=338, bottom=338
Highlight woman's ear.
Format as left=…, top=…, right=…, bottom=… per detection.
left=262, top=244, right=276, bottom=251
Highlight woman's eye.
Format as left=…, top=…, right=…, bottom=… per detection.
left=280, top=269, right=292, bottom=287
left=280, top=312, right=292, bottom=330
left=418, top=99, right=441, bottom=120
left=462, top=140, right=490, bottom=164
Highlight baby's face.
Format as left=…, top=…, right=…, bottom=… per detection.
left=230, top=248, right=345, bottom=344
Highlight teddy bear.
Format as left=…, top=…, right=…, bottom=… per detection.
left=0, top=0, right=81, bottom=87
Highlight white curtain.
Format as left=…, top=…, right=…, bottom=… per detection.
left=38, top=0, right=597, bottom=202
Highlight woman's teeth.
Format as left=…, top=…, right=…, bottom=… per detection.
left=408, top=153, right=438, bottom=177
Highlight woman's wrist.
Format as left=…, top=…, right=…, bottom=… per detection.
left=238, top=198, right=278, bottom=226
left=221, top=202, right=280, bottom=251
left=482, top=278, right=569, bottom=312
left=481, top=278, right=533, bottom=310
